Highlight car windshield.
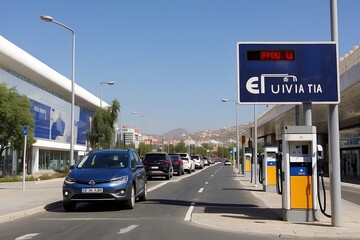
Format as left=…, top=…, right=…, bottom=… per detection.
left=77, top=152, right=128, bottom=169
left=145, top=154, right=166, bottom=161
left=169, top=155, right=180, bottom=160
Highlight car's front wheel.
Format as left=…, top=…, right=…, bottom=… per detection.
left=138, top=183, right=147, bottom=202
left=124, top=185, right=136, bottom=209
left=63, top=200, right=76, bottom=212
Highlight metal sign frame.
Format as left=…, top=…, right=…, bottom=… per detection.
left=237, top=42, right=340, bottom=104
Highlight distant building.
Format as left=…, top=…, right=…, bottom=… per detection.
left=122, top=128, right=141, bottom=148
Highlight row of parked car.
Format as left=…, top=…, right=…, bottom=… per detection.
left=61, top=149, right=218, bottom=211
left=142, top=152, right=215, bottom=180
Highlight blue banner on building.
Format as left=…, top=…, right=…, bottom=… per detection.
left=30, top=99, right=51, bottom=139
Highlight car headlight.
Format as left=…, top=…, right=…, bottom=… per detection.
left=110, top=176, right=128, bottom=185
left=64, top=176, right=76, bottom=185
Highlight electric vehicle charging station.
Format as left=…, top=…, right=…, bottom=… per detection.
left=244, top=147, right=252, bottom=178
left=282, top=125, right=318, bottom=222
left=261, top=146, right=278, bottom=192
left=237, top=41, right=340, bottom=225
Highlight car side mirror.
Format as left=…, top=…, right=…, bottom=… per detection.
left=135, top=162, right=144, bottom=169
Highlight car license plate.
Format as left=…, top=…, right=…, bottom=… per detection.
left=82, top=188, right=103, bottom=193
left=151, top=166, right=159, bottom=169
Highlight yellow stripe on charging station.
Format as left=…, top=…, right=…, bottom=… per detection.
left=290, top=176, right=313, bottom=209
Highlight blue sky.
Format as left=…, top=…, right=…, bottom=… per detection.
left=1, top=0, right=359, bottom=135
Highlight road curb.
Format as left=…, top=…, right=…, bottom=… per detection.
left=0, top=201, right=62, bottom=224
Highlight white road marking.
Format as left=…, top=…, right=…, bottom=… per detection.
left=118, top=225, right=138, bottom=234
left=15, top=233, right=40, bottom=240
left=147, top=181, right=168, bottom=192
left=205, top=182, right=208, bottom=185
left=39, top=217, right=141, bottom=221
left=198, top=188, right=204, bottom=193
left=184, top=202, right=195, bottom=221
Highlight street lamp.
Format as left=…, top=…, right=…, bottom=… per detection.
left=155, top=121, right=164, bottom=150
left=132, top=112, right=144, bottom=142
left=132, top=112, right=144, bottom=156
left=100, top=81, right=115, bottom=108
left=221, top=98, right=240, bottom=174
left=41, top=15, right=76, bottom=166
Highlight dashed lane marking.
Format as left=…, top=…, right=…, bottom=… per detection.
left=184, top=202, right=195, bottom=221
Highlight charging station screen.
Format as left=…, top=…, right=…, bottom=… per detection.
left=267, top=152, right=277, bottom=160
left=247, top=50, right=295, bottom=61
left=289, top=144, right=311, bottom=162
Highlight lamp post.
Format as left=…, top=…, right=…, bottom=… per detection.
left=132, top=112, right=144, bottom=141
left=100, top=81, right=115, bottom=108
left=221, top=98, right=240, bottom=174
left=41, top=15, right=76, bottom=166
left=132, top=112, right=144, bottom=153
left=155, top=121, right=164, bottom=151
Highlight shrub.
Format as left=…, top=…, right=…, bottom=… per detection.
left=38, top=174, right=52, bottom=180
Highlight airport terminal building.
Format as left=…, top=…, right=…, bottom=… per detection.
left=0, top=35, right=101, bottom=176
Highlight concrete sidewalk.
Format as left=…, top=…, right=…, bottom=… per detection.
left=191, top=168, right=360, bottom=239
left=0, top=178, right=63, bottom=223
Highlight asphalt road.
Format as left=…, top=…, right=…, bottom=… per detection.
left=321, top=178, right=360, bottom=206
left=0, top=164, right=333, bottom=240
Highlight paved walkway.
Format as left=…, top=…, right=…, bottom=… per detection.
left=0, top=178, right=63, bottom=222
left=0, top=171, right=359, bottom=239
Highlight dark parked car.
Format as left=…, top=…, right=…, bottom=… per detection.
left=143, top=152, right=173, bottom=180
left=62, top=149, right=147, bottom=211
left=169, top=154, right=184, bottom=176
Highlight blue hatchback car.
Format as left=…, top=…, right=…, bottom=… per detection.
left=62, top=149, right=147, bottom=211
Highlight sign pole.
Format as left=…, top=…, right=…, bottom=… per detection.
left=22, top=125, right=28, bottom=191
left=329, top=0, right=342, bottom=227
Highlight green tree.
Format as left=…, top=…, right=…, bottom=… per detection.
left=197, top=146, right=208, bottom=156
left=217, top=146, right=230, bottom=158
left=175, top=140, right=186, bottom=153
left=114, top=140, right=137, bottom=150
left=138, top=142, right=153, bottom=157
left=167, top=144, right=175, bottom=153
left=87, top=99, right=120, bottom=149
left=0, top=83, right=35, bottom=159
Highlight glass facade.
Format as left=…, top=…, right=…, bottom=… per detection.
left=340, top=127, right=360, bottom=177
left=38, top=149, right=69, bottom=171
left=340, top=127, right=360, bottom=149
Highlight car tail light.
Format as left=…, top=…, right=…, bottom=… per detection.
left=164, top=159, right=170, bottom=164
left=181, top=158, right=188, bottom=163
left=143, top=159, right=148, bottom=165
left=174, top=160, right=180, bottom=165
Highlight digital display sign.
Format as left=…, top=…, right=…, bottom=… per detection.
left=237, top=42, right=339, bottom=104
left=247, top=50, right=295, bottom=61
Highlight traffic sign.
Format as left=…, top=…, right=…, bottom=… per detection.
left=237, top=42, right=339, bottom=104
left=23, top=125, right=28, bottom=136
